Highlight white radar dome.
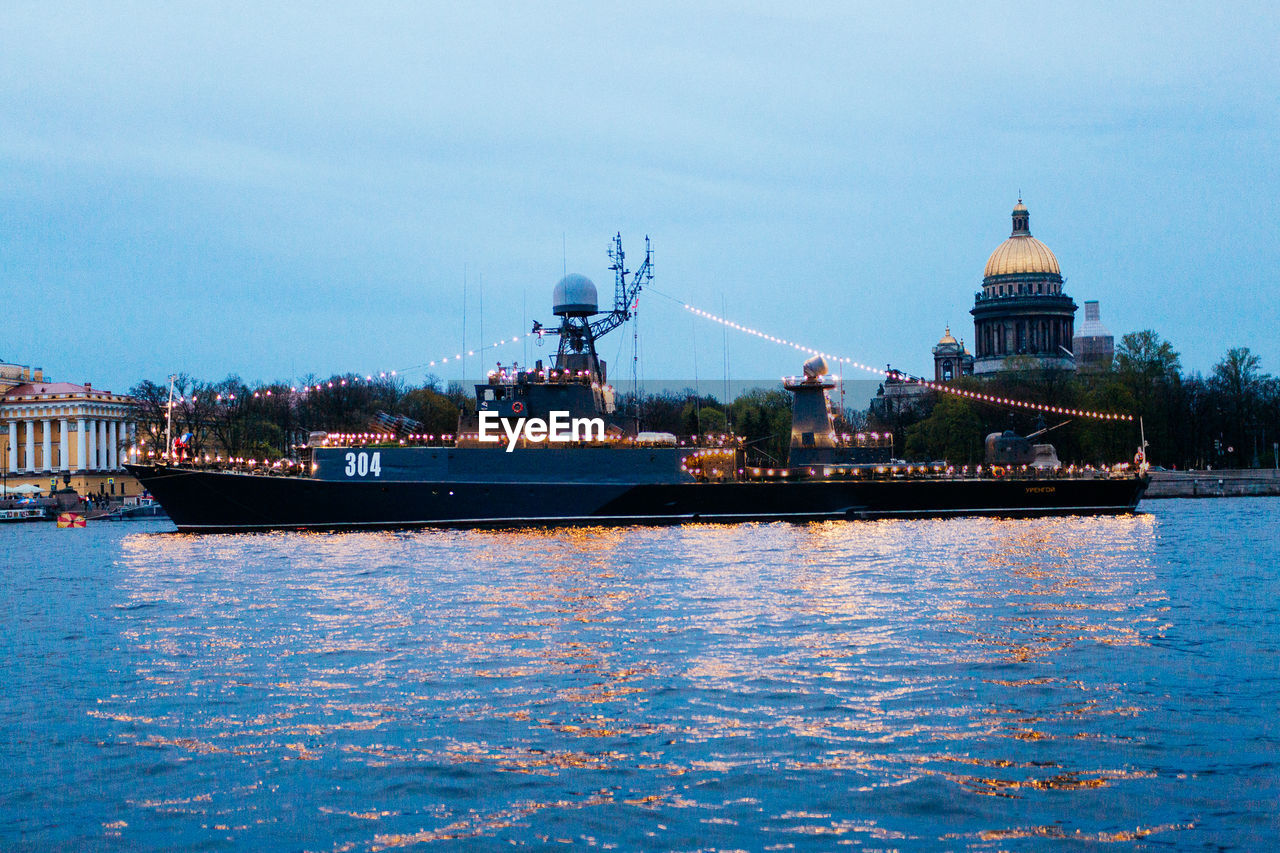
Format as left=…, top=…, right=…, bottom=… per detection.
left=552, top=274, right=599, bottom=317
left=802, top=355, right=829, bottom=379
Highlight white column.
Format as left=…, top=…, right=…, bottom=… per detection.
left=59, top=420, right=70, bottom=472
left=25, top=420, right=35, bottom=472
left=108, top=421, right=119, bottom=470
left=99, top=420, right=108, bottom=470
left=86, top=419, right=97, bottom=472
left=76, top=419, right=87, bottom=472
left=7, top=425, right=16, bottom=474
left=42, top=420, right=52, bottom=473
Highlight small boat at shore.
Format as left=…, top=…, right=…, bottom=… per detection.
left=0, top=507, right=48, bottom=523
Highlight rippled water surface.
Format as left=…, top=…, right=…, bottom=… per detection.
left=4, top=499, right=1279, bottom=850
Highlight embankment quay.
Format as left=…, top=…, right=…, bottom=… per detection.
left=1146, top=469, right=1280, bottom=499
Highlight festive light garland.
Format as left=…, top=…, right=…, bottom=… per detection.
left=162, top=334, right=534, bottom=405
left=683, top=304, right=1134, bottom=422
left=159, top=302, right=1129, bottom=423
left=405, top=334, right=529, bottom=374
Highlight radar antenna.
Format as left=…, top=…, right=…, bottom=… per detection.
left=530, top=234, right=652, bottom=385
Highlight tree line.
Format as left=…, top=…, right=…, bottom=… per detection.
left=130, top=331, right=1278, bottom=469
left=128, top=375, right=469, bottom=462
left=127, top=376, right=827, bottom=466
left=891, top=334, right=1280, bottom=469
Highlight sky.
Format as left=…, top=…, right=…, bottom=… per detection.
left=1, top=2, right=1277, bottom=396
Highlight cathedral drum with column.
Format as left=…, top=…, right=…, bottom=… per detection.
left=970, top=200, right=1077, bottom=374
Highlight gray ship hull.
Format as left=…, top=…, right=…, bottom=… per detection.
left=126, top=454, right=1148, bottom=533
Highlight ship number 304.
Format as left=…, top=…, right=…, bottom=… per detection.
left=344, top=451, right=382, bottom=477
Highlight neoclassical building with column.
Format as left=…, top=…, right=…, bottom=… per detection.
left=0, top=361, right=139, bottom=496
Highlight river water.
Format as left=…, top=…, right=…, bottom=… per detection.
left=3, top=498, right=1278, bottom=850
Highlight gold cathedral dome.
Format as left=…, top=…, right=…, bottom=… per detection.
left=983, top=199, right=1061, bottom=278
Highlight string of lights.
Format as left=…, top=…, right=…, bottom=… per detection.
left=161, top=295, right=1130, bottom=423
left=683, top=304, right=1134, bottom=422
left=392, top=334, right=530, bottom=377
left=162, top=334, right=534, bottom=404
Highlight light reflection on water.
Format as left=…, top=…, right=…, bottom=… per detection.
left=5, top=501, right=1279, bottom=849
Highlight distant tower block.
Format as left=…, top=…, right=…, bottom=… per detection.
left=1073, top=300, right=1115, bottom=369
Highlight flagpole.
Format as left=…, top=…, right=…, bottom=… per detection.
left=166, top=375, right=176, bottom=464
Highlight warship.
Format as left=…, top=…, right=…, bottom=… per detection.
left=127, top=236, right=1148, bottom=532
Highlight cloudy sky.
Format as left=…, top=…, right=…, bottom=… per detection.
left=1, top=2, right=1276, bottom=394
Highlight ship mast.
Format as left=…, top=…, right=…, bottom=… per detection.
left=599, top=233, right=651, bottom=341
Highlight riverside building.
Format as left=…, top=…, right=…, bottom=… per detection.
left=0, top=361, right=139, bottom=497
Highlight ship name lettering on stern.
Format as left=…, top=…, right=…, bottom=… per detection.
left=479, top=411, right=606, bottom=452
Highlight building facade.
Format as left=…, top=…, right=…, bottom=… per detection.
left=932, top=326, right=974, bottom=382
left=970, top=200, right=1077, bottom=374
left=0, top=362, right=139, bottom=497
left=870, top=368, right=932, bottom=423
